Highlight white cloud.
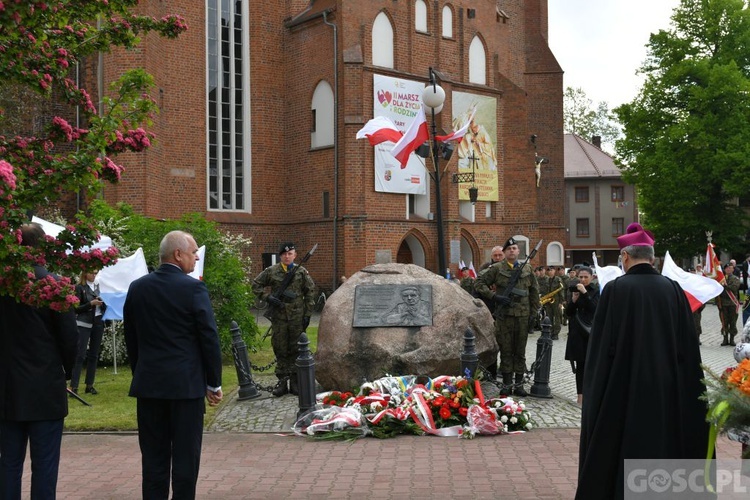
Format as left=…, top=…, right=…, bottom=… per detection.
left=548, top=0, right=680, bottom=108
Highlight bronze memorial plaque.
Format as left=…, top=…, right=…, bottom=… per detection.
left=352, top=284, right=433, bottom=327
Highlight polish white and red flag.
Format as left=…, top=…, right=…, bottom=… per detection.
left=704, top=242, right=725, bottom=282
left=661, top=251, right=724, bottom=312
left=704, top=242, right=740, bottom=312
left=469, top=261, right=477, bottom=279
left=435, top=109, right=476, bottom=143
left=355, top=116, right=403, bottom=146
left=391, top=106, right=429, bottom=168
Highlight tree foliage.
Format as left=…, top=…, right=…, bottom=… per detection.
left=563, top=86, right=621, bottom=151
left=0, top=1, right=187, bottom=309
left=615, top=0, right=750, bottom=258
left=87, top=201, right=260, bottom=353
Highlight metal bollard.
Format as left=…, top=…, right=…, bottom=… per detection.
left=296, top=332, right=317, bottom=419
left=530, top=316, right=553, bottom=398
left=460, top=327, right=479, bottom=378
left=230, top=321, right=260, bottom=401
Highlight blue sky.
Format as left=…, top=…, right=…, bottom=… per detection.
left=548, top=0, right=679, bottom=108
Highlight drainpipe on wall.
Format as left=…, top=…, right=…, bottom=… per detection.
left=322, top=11, right=339, bottom=292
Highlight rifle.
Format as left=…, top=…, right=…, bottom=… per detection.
left=493, top=239, right=543, bottom=317
left=67, top=387, right=92, bottom=407
left=262, top=244, right=318, bottom=321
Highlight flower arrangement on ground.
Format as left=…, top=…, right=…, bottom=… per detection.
left=293, top=375, right=533, bottom=440
left=704, top=359, right=750, bottom=459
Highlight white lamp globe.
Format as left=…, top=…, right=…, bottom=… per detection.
left=424, top=103, right=443, bottom=115
left=422, top=83, right=445, bottom=109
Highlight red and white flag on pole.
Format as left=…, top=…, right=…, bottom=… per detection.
left=469, top=261, right=477, bottom=279
left=391, top=106, right=429, bottom=168
left=435, top=109, right=476, bottom=143
left=704, top=242, right=725, bottom=282
left=661, top=251, right=724, bottom=312
left=356, top=116, right=403, bottom=146
left=704, top=242, right=740, bottom=312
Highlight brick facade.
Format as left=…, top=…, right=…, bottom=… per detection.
left=91, top=0, right=564, bottom=290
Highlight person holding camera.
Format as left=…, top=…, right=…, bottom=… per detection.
left=564, top=266, right=599, bottom=406
left=70, top=270, right=107, bottom=395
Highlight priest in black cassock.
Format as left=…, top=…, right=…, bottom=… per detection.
left=576, top=223, right=710, bottom=499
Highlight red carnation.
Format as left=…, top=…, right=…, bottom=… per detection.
left=439, top=405, right=452, bottom=420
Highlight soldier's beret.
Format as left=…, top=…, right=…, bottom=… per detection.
left=278, top=242, right=295, bottom=255
left=502, top=237, right=517, bottom=251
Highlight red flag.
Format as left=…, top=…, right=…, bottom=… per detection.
left=704, top=242, right=724, bottom=282
left=662, top=251, right=723, bottom=312
left=435, top=109, right=476, bottom=143
left=469, top=261, right=477, bottom=279
left=705, top=242, right=740, bottom=312
left=356, top=116, right=403, bottom=146
left=391, top=106, right=429, bottom=168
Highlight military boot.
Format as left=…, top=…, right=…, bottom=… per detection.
left=486, top=362, right=498, bottom=382
left=500, top=373, right=513, bottom=395
left=513, top=373, right=529, bottom=398
left=289, top=374, right=299, bottom=395
left=729, top=333, right=736, bottom=346
left=721, top=332, right=730, bottom=346
left=272, top=377, right=289, bottom=397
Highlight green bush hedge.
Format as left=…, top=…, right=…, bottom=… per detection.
left=88, top=200, right=260, bottom=356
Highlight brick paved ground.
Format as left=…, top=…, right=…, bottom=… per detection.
left=18, top=304, right=749, bottom=498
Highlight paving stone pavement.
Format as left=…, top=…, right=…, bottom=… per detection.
left=19, top=304, right=747, bottom=499
left=211, top=303, right=742, bottom=433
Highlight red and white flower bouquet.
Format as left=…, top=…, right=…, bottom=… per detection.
left=293, top=375, right=533, bottom=440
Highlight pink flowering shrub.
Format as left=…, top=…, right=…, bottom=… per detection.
left=0, top=1, right=187, bottom=311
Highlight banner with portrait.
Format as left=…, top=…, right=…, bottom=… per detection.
left=372, top=74, right=427, bottom=195
left=452, top=92, right=499, bottom=201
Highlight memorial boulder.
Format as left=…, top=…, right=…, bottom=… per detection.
left=315, top=263, right=498, bottom=390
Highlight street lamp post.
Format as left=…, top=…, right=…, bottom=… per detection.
left=422, top=68, right=448, bottom=277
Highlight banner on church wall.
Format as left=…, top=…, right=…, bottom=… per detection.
left=451, top=92, right=499, bottom=201
left=372, top=74, right=427, bottom=195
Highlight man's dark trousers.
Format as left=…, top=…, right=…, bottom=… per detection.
left=137, top=398, right=205, bottom=500
left=0, top=419, right=64, bottom=500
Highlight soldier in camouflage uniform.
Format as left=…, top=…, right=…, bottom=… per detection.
left=252, top=242, right=316, bottom=396
left=719, top=262, right=741, bottom=346
left=544, top=266, right=564, bottom=340
left=459, top=266, right=475, bottom=294
left=475, top=237, right=540, bottom=397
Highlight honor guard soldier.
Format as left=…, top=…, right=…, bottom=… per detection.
left=540, top=266, right=564, bottom=340
left=459, top=266, right=475, bottom=294
left=253, top=242, right=316, bottom=396
left=475, top=237, right=540, bottom=396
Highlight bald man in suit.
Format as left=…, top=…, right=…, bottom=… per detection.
left=124, top=231, right=222, bottom=499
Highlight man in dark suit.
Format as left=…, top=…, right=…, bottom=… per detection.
left=0, top=222, right=78, bottom=499
left=124, top=230, right=223, bottom=499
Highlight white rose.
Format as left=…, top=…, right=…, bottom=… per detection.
left=510, top=417, right=518, bottom=424
left=525, top=423, right=533, bottom=430
left=500, top=415, right=508, bottom=423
